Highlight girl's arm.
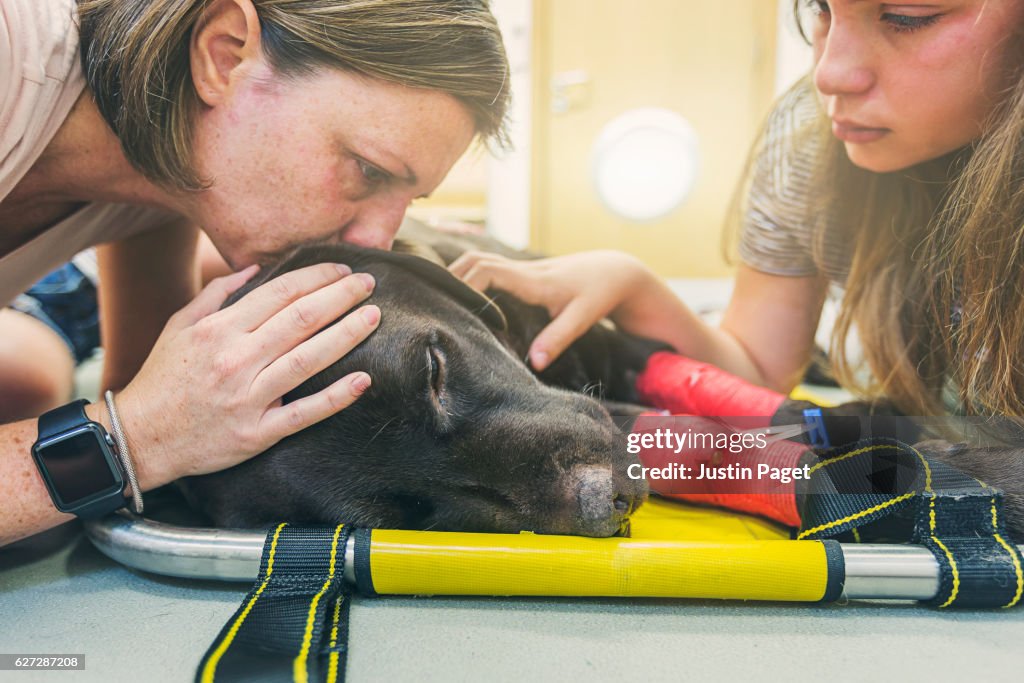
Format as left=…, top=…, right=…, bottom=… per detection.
left=717, top=264, right=828, bottom=394
left=450, top=251, right=826, bottom=393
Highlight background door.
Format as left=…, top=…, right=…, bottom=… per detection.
left=531, top=1, right=779, bottom=277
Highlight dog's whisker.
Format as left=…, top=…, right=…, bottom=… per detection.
left=363, top=416, right=398, bottom=449
left=579, top=380, right=605, bottom=399
left=474, top=295, right=506, bottom=325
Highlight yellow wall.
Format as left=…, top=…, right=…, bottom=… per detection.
left=415, top=2, right=782, bottom=278
left=532, top=0, right=778, bottom=278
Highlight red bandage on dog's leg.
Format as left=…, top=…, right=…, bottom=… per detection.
left=631, top=413, right=806, bottom=528
left=636, top=352, right=787, bottom=424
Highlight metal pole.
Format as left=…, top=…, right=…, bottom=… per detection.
left=83, top=513, right=1020, bottom=603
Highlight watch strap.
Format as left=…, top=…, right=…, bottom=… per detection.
left=38, top=399, right=92, bottom=440
left=75, top=493, right=128, bottom=520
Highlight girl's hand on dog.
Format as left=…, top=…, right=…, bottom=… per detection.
left=449, top=249, right=670, bottom=371
left=111, top=263, right=380, bottom=490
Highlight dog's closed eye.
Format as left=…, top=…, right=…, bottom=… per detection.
left=426, top=343, right=449, bottom=418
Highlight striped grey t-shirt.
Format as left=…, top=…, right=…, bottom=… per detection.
left=738, top=80, right=852, bottom=284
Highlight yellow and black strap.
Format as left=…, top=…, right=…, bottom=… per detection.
left=196, top=523, right=354, bottom=683
left=798, top=438, right=1023, bottom=609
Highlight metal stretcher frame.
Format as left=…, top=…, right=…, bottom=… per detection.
left=83, top=510, right=1023, bottom=604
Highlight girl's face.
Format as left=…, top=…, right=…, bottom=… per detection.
left=189, top=65, right=476, bottom=269
left=809, top=0, right=1024, bottom=172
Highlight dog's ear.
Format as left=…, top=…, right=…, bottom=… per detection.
left=222, top=243, right=508, bottom=332
left=222, top=245, right=320, bottom=309
left=372, top=248, right=508, bottom=332
left=392, top=239, right=447, bottom=267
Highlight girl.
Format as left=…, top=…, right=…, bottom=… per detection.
left=0, top=0, right=509, bottom=545
left=452, top=0, right=1024, bottom=420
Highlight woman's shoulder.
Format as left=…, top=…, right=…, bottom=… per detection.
left=1, top=0, right=81, bottom=98
left=1, top=0, right=84, bottom=201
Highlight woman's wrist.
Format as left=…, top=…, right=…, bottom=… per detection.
left=84, top=392, right=173, bottom=492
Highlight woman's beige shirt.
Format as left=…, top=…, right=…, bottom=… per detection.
left=0, top=0, right=177, bottom=305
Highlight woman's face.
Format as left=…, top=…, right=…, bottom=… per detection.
left=189, top=65, right=476, bottom=269
left=809, top=0, right=1024, bottom=172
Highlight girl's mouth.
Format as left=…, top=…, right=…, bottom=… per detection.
left=832, top=120, right=890, bottom=143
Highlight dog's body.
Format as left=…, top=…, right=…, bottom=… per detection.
left=181, top=222, right=1024, bottom=542
left=179, top=229, right=657, bottom=536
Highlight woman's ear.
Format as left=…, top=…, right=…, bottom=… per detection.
left=190, top=0, right=263, bottom=107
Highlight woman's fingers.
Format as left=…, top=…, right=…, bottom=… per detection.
left=224, top=262, right=354, bottom=331
left=173, top=264, right=260, bottom=327
left=111, top=260, right=385, bottom=485
left=253, top=304, right=381, bottom=401
left=251, top=271, right=376, bottom=361
left=258, top=371, right=372, bottom=443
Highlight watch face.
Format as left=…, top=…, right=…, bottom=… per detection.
left=34, top=425, right=121, bottom=507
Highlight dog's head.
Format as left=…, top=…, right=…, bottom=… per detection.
left=180, top=244, right=647, bottom=537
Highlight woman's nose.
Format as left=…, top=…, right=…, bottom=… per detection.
left=813, top=23, right=876, bottom=98
left=338, top=199, right=410, bottom=250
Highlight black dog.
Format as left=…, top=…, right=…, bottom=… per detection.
left=180, top=224, right=1024, bottom=542
left=179, top=240, right=656, bottom=537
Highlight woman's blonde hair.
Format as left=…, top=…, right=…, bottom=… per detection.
left=77, top=0, right=511, bottom=192
left=733, top=6, right=1024, bottom=417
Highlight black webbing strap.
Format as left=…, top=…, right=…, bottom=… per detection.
left=797, top=438, right=1024, bottom=608
left=196, top=524, right=354, bottom=683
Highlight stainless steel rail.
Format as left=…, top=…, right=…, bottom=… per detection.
left=84, top=512, right=1021, bottom=602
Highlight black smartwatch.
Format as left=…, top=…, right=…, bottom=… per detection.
left=31, top=399, right=128, bottom=519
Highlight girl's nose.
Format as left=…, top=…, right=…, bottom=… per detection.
left=813, top=22, right=876, bottom=98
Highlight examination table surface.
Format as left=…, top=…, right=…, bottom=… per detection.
left=2, top=521, right=1022, bottom=683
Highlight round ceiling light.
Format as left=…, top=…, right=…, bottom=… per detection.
left=591, top=107, right=700, bottom=222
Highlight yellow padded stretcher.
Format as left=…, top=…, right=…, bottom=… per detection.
left=86, top=494, right=969, bottom=604
left=365, top=499, right=826, bottom=602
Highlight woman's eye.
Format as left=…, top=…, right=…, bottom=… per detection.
left=357, top=159, right=389, bottom=187
left=881, top=12, right=942, bottom=33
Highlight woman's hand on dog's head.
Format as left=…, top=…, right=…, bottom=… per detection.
left=111, top=262, right=380, bottom=490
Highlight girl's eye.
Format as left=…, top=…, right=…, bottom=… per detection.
left=881, top=12, right=942, bottom=33
left=357, top=159, right=389, bottom=187
left=805, top=1, right=941, bottom=34
left=807, top=0, right=830, bottom=18
left=804, top=1, right=831, bottom=31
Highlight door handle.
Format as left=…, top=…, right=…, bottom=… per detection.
left=551, top=69, right=591, bottom=114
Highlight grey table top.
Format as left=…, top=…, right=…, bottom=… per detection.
left=2, top=522, right=1023, bottom=683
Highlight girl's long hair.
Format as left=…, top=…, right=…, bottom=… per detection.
left=732, top=14, right=1024, bottom=417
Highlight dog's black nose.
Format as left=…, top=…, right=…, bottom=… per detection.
left=570, top=465, right=640, bottom=537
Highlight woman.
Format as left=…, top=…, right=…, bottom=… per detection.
left=0, top=0, right=509, bottom=545
left=452, top=0, right=1024, bottom=419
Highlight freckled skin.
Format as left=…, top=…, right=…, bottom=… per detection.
left=811, top=0, right=1024, bottom=172
left=189, top=65, right=477, bottom=268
